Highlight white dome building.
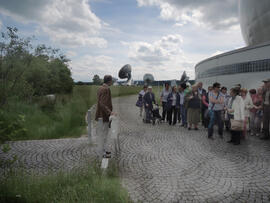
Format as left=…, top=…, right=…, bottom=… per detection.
left=195, top=0, right=270, bottom=89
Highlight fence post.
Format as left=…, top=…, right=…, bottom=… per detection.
left=87, top=109, right=92, bottom=143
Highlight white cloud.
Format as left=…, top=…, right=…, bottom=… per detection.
left=124, top=34, right=184, bottom=66
left=70, top=55, right=117, bottom=81
left=137, top=0, right=238, bottom=29
left=0, top=0, right=107, bottom=48
left=210, top=50, right=226, bottom=57
left=123, top=34, right=196, bottom=80
left=66, top=51, right=77, bottom=58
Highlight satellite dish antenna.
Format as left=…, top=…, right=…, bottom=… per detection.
left=143, top=73, right=154, bottom=86
left=180, top=71, right=189, bottom=84
left=118, top=64, right=132, bottom=85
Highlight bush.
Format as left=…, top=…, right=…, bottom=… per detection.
left=0, top=110, right=27, bottom=143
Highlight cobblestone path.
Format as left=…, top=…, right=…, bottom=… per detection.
left=114, top=96, right=270, bottom=203
left=0, top=138, right=96, bottom=174
left=1, top=95, right=270, bottom=202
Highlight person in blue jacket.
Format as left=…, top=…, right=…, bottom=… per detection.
left=167, top=86, right=180, bottom=125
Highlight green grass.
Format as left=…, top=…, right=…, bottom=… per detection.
left=0, top=86, right=137, bottom=203
left=2, top=85, right=142, bottom=141
left=0, top=161, right=131, bottom=203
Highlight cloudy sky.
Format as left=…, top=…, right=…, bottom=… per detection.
left=0, top=0, right=245, bottom=81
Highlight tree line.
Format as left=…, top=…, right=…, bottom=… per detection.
left=0, top=27, right=74, bottom=106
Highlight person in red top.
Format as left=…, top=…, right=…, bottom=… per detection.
left=249, top=88, right=263, bottom=136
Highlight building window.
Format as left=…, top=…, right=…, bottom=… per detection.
left=197, top=58, right=270, bottom=79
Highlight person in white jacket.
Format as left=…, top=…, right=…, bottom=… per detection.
left=226, top=87, right=245, bottom=145
left=240, top=88, right=254, bottom=138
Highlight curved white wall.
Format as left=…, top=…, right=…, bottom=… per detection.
left=239, top=0, right=270, bottom=46
left=195, top=43, right=270, bottom=90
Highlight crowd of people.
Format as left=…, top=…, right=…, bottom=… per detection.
left=136, top=78, right=270, bottom=145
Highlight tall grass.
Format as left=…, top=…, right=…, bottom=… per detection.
left=2, top=85, right=141, bottom=141
left=0, top=162, right=131, bottom=203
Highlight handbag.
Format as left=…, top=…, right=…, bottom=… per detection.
left=136, top=99, right=142, bottom=107
left=136, top=95, right=143, bottom=107
left=230, top=119, right=243, bottom=131
left=204, top=92, right=220, bottom=119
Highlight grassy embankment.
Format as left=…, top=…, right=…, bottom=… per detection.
left=1, top=85, right=142, bottom=203
left=2, top=85, right=142, bottom=141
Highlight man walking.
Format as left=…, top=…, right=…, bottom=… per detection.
left=261, top=78, right=270, bottom=140
left=95, top=75, right=116, bottom=158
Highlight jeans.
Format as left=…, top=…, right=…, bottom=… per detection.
left=208, top=110, right=224, bottom=137
left=180, top=105, right=187, bottom=125
left=168, top=106, right=178, bottom=125
left=162, top=102, right=168, bottom=121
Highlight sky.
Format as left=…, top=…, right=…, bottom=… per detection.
left=0, top=0, right=245, bottom=82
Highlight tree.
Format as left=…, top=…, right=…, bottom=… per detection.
left=0, top=27, right=74, bottom=106
left=0, top=27, right=34, bottom=105
left=92, top=74, right=102, bottom=85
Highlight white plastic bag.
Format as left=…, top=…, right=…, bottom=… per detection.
left=109, top=115, right=119, bottom=139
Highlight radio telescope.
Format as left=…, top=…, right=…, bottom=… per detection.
left=118, top=64, right=132, bottom=85
left=143, top=73, right=154, bottom=86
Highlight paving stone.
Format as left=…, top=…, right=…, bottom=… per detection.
left=1, top=95, right=270, bottom=202
left=114, top=96, right=270, bottom=202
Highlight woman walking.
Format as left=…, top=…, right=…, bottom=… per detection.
left=226, top=88, right=245, bottom=145
left=167, top=86, right=180, bottom=125
left=136, top=85, right=147, bottom=117
left=185, top=85, right=201, bottom=130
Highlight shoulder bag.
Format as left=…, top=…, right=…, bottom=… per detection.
left=230, top=119, right=243, bottom=131
left=204, top=92, right=220, bottom=119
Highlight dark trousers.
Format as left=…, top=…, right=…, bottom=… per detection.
left=145, top=107, right=152, bottom=122
left=162, top=102, right=168, bottom=121
left=208, top=110, right=224, bottom=137
left=180, top=105, right=187, bottom=125
left=177, top=108, right=181, bottom=123
left=168, top=106, right=178, bottom=125
left=230, top=130, right=241, bottom=144
left=201, top=107, right=206, bottom=125
left=263, top=105, right=270, bottom=137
